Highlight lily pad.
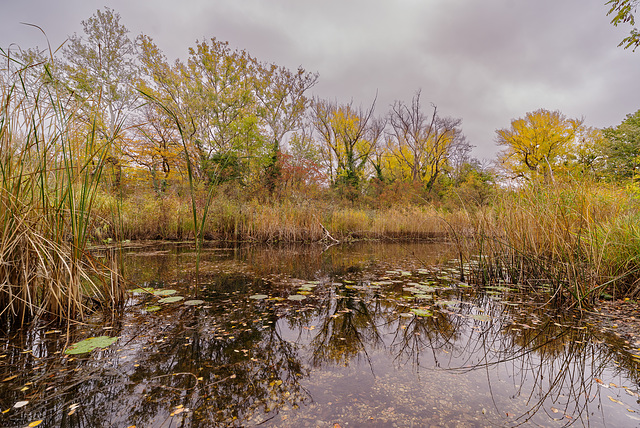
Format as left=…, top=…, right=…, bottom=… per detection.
left=158, top=296, right=184, bottom=304
left=470, top=314, right=492, bottom=322
left=184, top=299, right=205, bottom=306
left=249, top=294, right=268, bottom=300
left=154, top=289, right=177, bottom=296
left=411, top=308, right=433, bottom=317
left=130, top=287, right=154, bottom=293
left=65, top=336, right=118, bottom=355
left=145, top=305, right=161, bottom=312
left=288, top=294, right=306, bottom=301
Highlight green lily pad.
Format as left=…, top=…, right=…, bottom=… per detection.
left=184, top=299, right=205, bottom=306
left=154, top=289, right=177, bottom=296
left=288, top=294, right=306, bottom=301
left=130, top=287, right=154, bottom=293
left=145, top=305, right=161, bottom=312
left=411, top=308, right=433, bottom=317
left=249, top=294, right=268, bottom=300
left=65, top=336, right=118, bottom=355
left=158, top=296, right=184, bottom=304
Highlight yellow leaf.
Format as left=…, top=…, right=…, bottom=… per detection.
left=2, top=375, right=17, bottom=382
left=609, top=395, right=624, bottom=405
left=28, top=421, right=43, bottom=427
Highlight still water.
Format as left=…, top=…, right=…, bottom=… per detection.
left=1, top=242, right=640, bottom=427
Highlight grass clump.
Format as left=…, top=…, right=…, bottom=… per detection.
left=0, top=51, right=125, bottom=327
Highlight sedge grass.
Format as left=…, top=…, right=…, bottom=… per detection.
left=0, top=49, right=125, bottom=327
left=463, top=180, right=640, bottom=308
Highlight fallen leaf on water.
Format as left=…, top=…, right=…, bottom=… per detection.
left=2, top=375, right=17, bottom=382
left=609, top=396, right=624, bottom=405
left=13, top=401, right=29, bottom=408
left=28, top=420, right=43, bottom=427
left=550, top=407, right=560, bottom=413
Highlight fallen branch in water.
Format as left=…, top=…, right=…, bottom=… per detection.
left=319, top=223, right=339, bottom=244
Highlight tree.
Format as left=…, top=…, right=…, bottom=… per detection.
left=253, top=63, right=318, bottom=192
left=311, top=98, right=378, bottom=198
left=496, top=109, right=582, bottom=182
left=607, top=0, right=640, bottom=50
left=387, top=90, right=466, bottom=190
left=63, top=7, right=138, bottom=188
left=601, top=109, right=640, bottom=180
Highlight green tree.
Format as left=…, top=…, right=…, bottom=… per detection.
left=601, top=109, right=640, bottom=180
left=607, top=0, right=640, bottom=50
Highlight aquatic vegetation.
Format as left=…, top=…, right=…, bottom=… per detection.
left=0, top=49, right=125, bottom=327
left=2, top=243, right=638, bottom=427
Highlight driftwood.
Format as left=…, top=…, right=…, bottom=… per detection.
left=319, top=223, right=339, bottom=244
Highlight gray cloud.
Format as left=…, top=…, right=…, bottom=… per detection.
left=1, top=0, right=638, bottom=159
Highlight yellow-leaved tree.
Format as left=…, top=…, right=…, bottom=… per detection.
left=496, top=109, right=583, bottom=182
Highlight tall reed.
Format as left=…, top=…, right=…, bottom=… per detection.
left=0, top=50, right=125, bottom=327
left=465, top=180, right=639, bottom=308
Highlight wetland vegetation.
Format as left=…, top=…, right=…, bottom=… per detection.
left=2, top=6, right=640, bottom=427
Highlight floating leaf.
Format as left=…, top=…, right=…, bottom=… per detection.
left=411, top=308, right=433, bottom=317
left=249, top=294, right=268, bottom=300
left=28, top=421, right=43, bottom=427
left=130, top=287, right=154, bottom=293
left=13, top=401, right=29, bottom=408
left=145, top=306, right=161, bottom=312
left=65, top=336, right=118, bottom=355
left=470, top=314, right=492, bottom=322
left=158, top=296, right=184, bottom=304
left=184, top=300, right=205, bottom=306
left=399, top=312, right=414, bottom=318
left=2, top=375, right=17, bottom=382
left=154, top=289, right=177, bottom=296
left=609, top=396, right=625, bottom=405
left=288, top=294, right=306, bottom=301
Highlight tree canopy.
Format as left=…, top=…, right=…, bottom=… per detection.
left=607, top=0, right=640, bottom=50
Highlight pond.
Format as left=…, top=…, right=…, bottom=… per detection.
left=1, top=242, right=640, bottom=427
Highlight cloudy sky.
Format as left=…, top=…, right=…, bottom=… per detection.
left=1, top=0, right=638, bottom=159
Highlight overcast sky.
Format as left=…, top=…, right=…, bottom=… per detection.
left=1, top=0, right=638, bottom=160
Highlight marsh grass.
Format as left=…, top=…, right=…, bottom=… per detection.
left=464, top=181, right=640, bottom=307
left=0, top=50, right=125, bottom=327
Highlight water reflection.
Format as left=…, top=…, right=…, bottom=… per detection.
left=1, top=242, right=639, bottom=427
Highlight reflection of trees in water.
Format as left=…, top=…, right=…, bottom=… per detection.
left=4, top=245, right=640, bottom=427
left=0, top=279, right=311, bottom=427
left=308, top=283, right=383, bottom=369
left=432, top=293, right=627, bottom=427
